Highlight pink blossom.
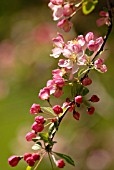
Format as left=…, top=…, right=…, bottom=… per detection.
left=54, top=77, right=65, bottom=88
left=63, top=4, right=76, bottom=17
left=50, top=33, right=64, bottom=58
left=39, top=87, right=50, bottom=100
left=52, top=68, right=63, bottom=77
left=100, top=64, right=107, bottom=72
left=85, top=32, right=94, bottom=42
left=94, top=58, right=107, bottom=72
left=77, top=35, right=85, bottom=46
left=47, top=79, right=56, bottom=94
left=48, top=2, right=63, bottom=21
left=87, top=37, right=103, bottom=51
left=57, top=19, right=73, bottom=32
left=96, top=11, right=110, bottom=27
left=58, top=59, right=73, bottom=69
left=52, top=33, right=64, bottom=48
left=53, top=88, right=63, bottom=98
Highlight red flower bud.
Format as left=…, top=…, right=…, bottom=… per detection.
left=87, top=106, right=95, bottom=115
left=56, top=159, right=65, bottom=168
left=23, top=153, right=32, bottom=161
left=31, top=122, right=44, bottom=132
left=26, top=157, right=35, bottom=167
left=75, top=95, right=83, bottom=104
left=25, top=131, right=36, bottom=142
left=35, top=116, right=44, bottom=124
left=53, top=105, right=63, bottom=115
left=30, top=103, right=41, bottom=114
left=32, top=153, right=40, bottom=161
left=82, top=77, right=92, bottom=86
left=73, top=111, right=80, bottom=120
left=90, top=95, right=100, bottom=102
left=8, top=156, right=21, bottom=167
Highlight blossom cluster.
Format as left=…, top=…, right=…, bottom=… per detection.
left=48, top=0, right=80, bottom=32
left=8, top=0, right=111, bottom=169
left=8, top=31, right=108, bottom=169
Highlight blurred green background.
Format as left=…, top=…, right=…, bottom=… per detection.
left=0, top=0, right=114, bottom=170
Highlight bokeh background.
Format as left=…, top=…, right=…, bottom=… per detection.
left=1, top=0, right=114, bottom=169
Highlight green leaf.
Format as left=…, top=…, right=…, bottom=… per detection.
left=32, top=143, right=41, bottom=151
left=85, top=48, right=94, bottom=56
left=54, top=152, right=75, bottom=166
left=82, top=0, right=98, bottom=15
left=81, top=86, right=89, bottom=96
left=39, top=132, right=49, bottom=142
left=41, top=107, right=55, bottom=116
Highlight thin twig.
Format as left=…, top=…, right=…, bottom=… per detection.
left=34, top=152, right=46, bottom=170
left=48, top=152, right=55, bottom=170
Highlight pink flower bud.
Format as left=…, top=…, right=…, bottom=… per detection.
left=94, top=58, right=104, bottom=68
left=100, top=64, right=107, bottom=72
left=75, top=95, right=83, bottom=104
left=35, top=116, right=44, bottom=124
left=39, top=87, right=50, bottom=100
left=87, top=106, right=95, bottom=115
left=53, top=88, right=63, bottom=98
left=8, top=156, right=21, bottom=167
left=25, top=131, right=36, bottom=142
left=57, top=19, right=72, bottom=32
left=50, top=0, right=63, bottom=5
left=54, top=78, right=65, bottom=88
left=23, top=153, right=32, bottom=161
left=87, top=40, right=99, bottom=51
left=99, top=11, right=109, bottom=17
left=32, top=153, right=40, bottom=161
left=82, top=77, right=92, bottom=86
left=63, top=4, right=76, bottom=17
left=26, top=157, right=35, bottom=167
left=32, top=122, right=44, bottom=132
left=85, top=32, right=94, bottom=42
left=73, top=111, right=80, bottom=120
left=53, top=105, right=63, bottom=114
left=90, top=95, right=100, bottom=102
left=56, top=159, right=65, bottom=168
left=51, top=117, right=58, bottom=122
left=30, top=103, right=41, bottom=114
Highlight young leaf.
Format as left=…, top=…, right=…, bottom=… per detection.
left=85, top=48, right=94, bottom=56
left=54, top=152, right=75, bottom=166
left=41, top=107, right=56, bottom=116
left=32, top=143, right=41, bottom=151
left=82, top=0, right=98, bottom=15
left=39, top=132, right=49, bottom=143
left=26, top=166, right=32, bottom=170
left=81, top=86, right=89, bottom=96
